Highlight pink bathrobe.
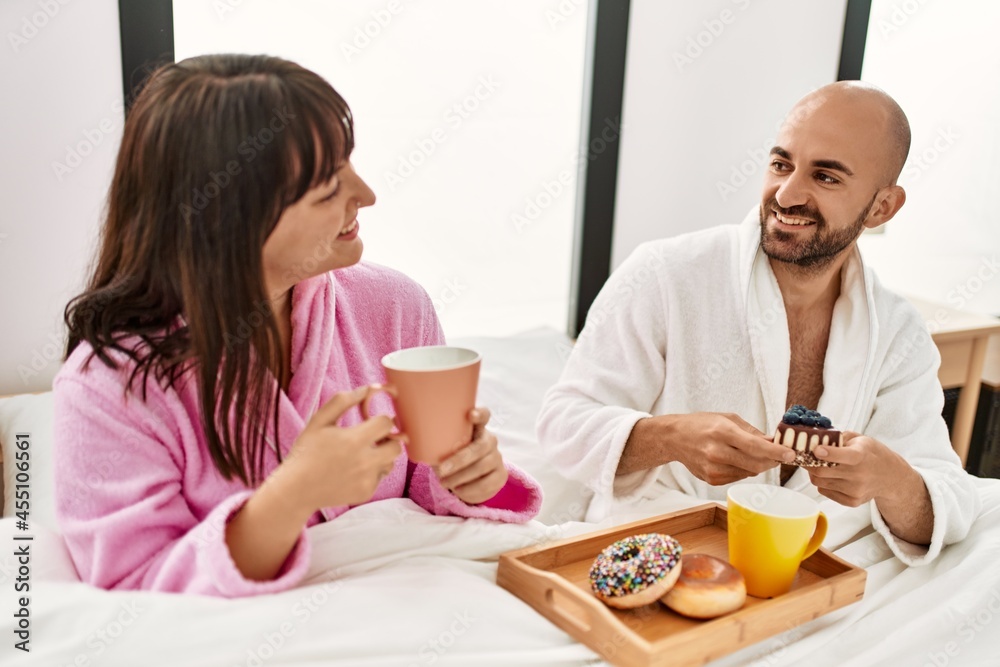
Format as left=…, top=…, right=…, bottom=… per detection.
left=52, top=263, right=542, bottom=597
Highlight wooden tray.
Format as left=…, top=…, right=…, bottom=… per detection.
left=497, top=503, right=866, bottom=667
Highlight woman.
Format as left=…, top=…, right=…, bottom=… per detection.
left=54, top=53, right=541, bottom=597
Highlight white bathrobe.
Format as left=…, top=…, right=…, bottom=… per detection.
left=537, top=210, right=981, bottom=566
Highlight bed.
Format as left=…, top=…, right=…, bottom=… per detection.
left=2, top=327, right=1000, bottom=666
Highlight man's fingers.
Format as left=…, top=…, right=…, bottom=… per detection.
left=809, top=468, right=868, bottom=505
left=728, top=448, right=784, bottom=475
left=729, top=428, right=795, bottom=463
left=701, top=463, right=755, bottom=486
left=813, top=443, right=861, bottom=465
left=726, top=413, right=768, bottom=438
left=812, top=483, right=863, bottom=508
left=807, top=464, right=850, bottom=484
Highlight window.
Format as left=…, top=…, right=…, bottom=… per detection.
left=174, top=0, right=591, bottom=336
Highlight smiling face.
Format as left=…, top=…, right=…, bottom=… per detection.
left=262, top=160, right=376, bottom=298
left=759, top=84, right=907, bottom=274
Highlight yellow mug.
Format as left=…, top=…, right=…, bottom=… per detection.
left=727, top=484, right=828, bottom=599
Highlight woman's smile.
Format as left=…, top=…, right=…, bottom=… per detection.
left=337, top=219, right=359, bottom=239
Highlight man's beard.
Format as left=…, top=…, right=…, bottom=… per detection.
left=759, top=192, right=877, bottom=274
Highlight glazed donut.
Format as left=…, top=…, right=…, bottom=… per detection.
left=661, top=553, right=746, bottom=619
left=589, top=534, right=683, bottom=609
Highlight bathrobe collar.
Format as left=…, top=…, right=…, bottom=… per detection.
left=737, top=209, right=880, bottom=434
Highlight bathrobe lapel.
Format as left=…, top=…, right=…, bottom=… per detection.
left=738, top=212, right=879, bottom=440
left=270, top=273, right=337, bottom=453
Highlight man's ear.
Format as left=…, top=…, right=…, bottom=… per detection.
left=864, top=185, right=906, bottom=229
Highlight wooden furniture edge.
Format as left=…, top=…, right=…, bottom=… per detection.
left=930, top=324, right=1000, bottom=345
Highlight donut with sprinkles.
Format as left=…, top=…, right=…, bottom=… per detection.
left=588, top=534, right=683, bottom=609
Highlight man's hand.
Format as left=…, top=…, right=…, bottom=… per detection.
left=808, top=432, right=933, bottom=545
left=619, top=412, right=795, bottom=485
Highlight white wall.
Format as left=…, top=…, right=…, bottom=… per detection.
left=0, top=0, right=123, bottom=394
left=611, top=0, right=847, bottom=268
left=857, top=0, right=1000, bottom=318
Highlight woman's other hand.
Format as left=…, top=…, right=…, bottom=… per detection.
left=432, top=408, right=509, bottom=505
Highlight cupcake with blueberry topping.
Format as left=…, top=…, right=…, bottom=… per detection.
left=773, top=405, right=841, bottom=467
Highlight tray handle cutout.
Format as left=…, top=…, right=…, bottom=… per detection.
left=533, top=570, right=629, bottom=638
left=545, top=586, right=592, bottom=634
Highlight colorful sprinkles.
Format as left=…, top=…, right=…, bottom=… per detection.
left=589, top=534, right=683, bottom=599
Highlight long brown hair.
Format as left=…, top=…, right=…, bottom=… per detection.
left=65, top=54, right=355, bottom=485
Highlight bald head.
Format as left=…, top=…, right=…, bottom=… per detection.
left=784, top=81, right=910, bottom=185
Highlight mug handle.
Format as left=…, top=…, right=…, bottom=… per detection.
left=359, top=383, right=398, bottom=421
left=802, top=511, right=828, bottom=560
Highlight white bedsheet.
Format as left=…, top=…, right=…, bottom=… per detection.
left=1, top=501, right=603, bottom=667
left=4, top=476, right=1000, bottom=667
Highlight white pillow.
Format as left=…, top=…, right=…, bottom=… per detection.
left=0, top=392, right=59, bottom=532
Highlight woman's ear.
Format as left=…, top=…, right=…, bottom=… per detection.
left=864, top=185, right=906, bottom=230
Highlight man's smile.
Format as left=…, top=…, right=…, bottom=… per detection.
left=773, top=211, right=816, bottom=227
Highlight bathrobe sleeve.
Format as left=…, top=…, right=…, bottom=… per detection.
left=865, top=311, right=981, bottom=566
left=536, top=242, right=671, bottom=504
left=53, top=366, right=310, bottom=597
left=408, top=463, right=543, bottom=523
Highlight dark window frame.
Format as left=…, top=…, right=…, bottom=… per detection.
left=118, top=0, right=174, bottom=112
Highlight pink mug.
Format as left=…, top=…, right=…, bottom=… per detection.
left=360, top=346, right=481, bottom=465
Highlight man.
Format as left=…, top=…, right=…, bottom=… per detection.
left=537, top=82, right=979, bottom=565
